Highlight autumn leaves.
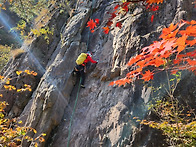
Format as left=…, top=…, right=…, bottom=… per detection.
left=86, top=1, right=130, bottom=34
left=86, top=0, right=164, bottom=34
left=86, top=0, right=195, bottom=86
left=0, top=70, right=45, bottom=146
left=110, top=20, right=196, bottom=86
left=86, top=19, right=99, bottom=33
left=0, top=70, right=37, bottom=97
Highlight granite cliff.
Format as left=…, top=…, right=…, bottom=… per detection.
left=1, top=0, right=196, bottom=146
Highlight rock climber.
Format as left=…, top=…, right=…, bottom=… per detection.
left=73, top=51, right=98, bottom=88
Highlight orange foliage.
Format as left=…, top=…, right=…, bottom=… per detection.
left=141, top=70, right=154, bottom=81
left=146, top=0, right=164, bottom=4
left=103, top=27, right=110, bottom=34
left=110, top=20, right=196, bottom=86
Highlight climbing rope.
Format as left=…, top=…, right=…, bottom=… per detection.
left=67, top=0, right=96, bottom=146
left=67, top=77, right=82, bottom=147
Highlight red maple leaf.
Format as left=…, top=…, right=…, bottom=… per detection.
left=151, top=15, right=154, bottom=23
left=95, top=19, right=100, bottom=25
left=142, top=40, right=164, bottom=55
left=87, top=19, right=97, bottom=30
left=189, top=67, right=196, bottom=73
left=153, top=57, right=166, bottom=67
left=127, top=55, right=143, bottom=66
left=121, top=2, right=130, bottom=12
left=186, top=40, right=196, bottom=46
left=110, top=12, right=117, bottom=20
left=170, top=69, right=178, bottom=75
left=162, top=51, right=172, bottom=58
left=179, top=25, right=196, bottom=36
left=107, top=21, right=113, bottom=26
left=141, top=70, right=154, bottom=81
left=186, top=50, right=196, bottom=57
left=136, top=60, right=146, bottom=67
left=146, top=4, right=151, bottom=9
left=146, top=0, right=164, bottom=4
left=190, top=20, right=196, bottom=24
left=114, top=4, right=119, bottom=10
left=186, top=59, right=196, bottom=66
left=126, top=71, right=140, bottom=78
left=103, top=27, right=110, bottom=34
left=109, top=81, right=115, bottom=86
left=173, top=59, right=180, bottom=64
left=159, top=39, right=176, bottom=55
left=146, top=5, right=159, bottom=11
left=175, top=35, right=188, bottom=53
left=109, top=78, right=132, bottom=86
left=184, top=20, right=196, bottom=25
left=116, top=22, right=122, bottom=29
left=160, top=23, right=178, bottom=39
left=151, top=5, right=159, bottom=11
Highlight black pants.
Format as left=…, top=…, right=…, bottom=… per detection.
left=74, top=65, right=85, bottom=85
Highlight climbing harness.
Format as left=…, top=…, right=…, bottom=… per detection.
left=67, top=77, right=82, bottom=147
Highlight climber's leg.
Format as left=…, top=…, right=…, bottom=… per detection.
left=80, top=70, right=85, bottom=88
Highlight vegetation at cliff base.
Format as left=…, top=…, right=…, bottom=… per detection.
left=0, top=45, right=11, bottom=71
left=0, top=70, right=45, bottom=146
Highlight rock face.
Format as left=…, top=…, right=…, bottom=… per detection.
left=1, top=0, right=195, bottom=147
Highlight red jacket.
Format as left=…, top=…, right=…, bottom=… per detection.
left=82, top=54, right=97, bottom=66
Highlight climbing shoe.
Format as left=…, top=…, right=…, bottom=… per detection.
left=81, top=85, right=85, bottom=88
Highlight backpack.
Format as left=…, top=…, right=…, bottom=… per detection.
left=76, top=53, right=87, bottom=65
